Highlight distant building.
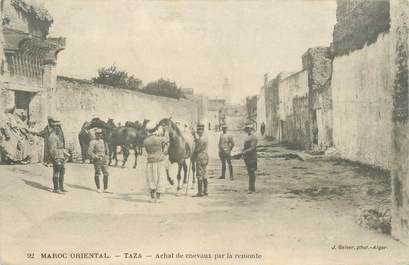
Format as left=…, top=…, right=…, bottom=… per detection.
left=207, top=98, right=226, bottom=131
left=246, top=95, right=257, bottom=124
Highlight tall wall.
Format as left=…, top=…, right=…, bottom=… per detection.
left=390, top=0, right=409, bottom=245
left=256, top=86, right=266, bottom=134
left=278, top=70, right=310, bottom=148
left=54, top=77, right=199, bottom=159
left=265, top=78, right=279, bottom=139
left=303, top=47, right=334, bottom=151
left=332, top=33, right=392, bottom=169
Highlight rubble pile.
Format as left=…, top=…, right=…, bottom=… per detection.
left=0, top=113, right=43, bottom=164
left=355, top=207, right=391, bottom=234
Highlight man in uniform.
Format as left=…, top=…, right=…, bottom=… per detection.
left=218, top=123, right=235, bottom=180
left=33, top=116, right=65, bottom=166
left=192, top=124, right=209, bottom=197
left=242, top=123, right=258, bottom=194
left=88, top=128, right=110, bottom=193
left=48, top=119, right=67, bottom=193
left=144, top=121, right=167, bottom=203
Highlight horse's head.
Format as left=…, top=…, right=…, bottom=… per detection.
left=82, top=121, right=91, bottom=130
left=125, top=121, right=133, bottom=127
left=158, top=118, right=182, bottom=138
left=142, top=119, right=150, bottom=127
left=107, top=118, right=116, bottom=128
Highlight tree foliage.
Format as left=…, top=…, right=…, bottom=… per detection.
left=92, top=65, right=142, bottom=91
left=92, top=65, right=184, bottom=99
left=142, top=78, right=184, bottom=99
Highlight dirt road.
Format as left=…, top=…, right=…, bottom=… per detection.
left=0, top=132, right=407, bottom=265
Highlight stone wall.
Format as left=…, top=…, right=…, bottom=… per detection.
left=265, top=78, right=279, bottom=139
left=256, top=86, right=266, bottom=134
left=332, top=33, right=393, bottom=170
left=278, top=70, right=310, bottom=148
left=333, top=0, right=390, bottom=56
left=54, top=77, right=199, bottom=159
left=303, top=47, right=334, bottom=150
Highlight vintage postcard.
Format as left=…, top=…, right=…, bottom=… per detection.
left=0, top=0, right=408, bottom=264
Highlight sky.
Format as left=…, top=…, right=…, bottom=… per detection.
left=43, top=0, right=337, bottom=103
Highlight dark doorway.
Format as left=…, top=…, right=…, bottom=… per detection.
left=14, top=91, right=34, bottom=123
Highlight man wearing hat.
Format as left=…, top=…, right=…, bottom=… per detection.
left=32, top=116, right=65, bottom=166
left=48, top=119, right=67, bottom=193
left=242, top=122, right=258, bottom=194
left=218, top=123, right=235, bottom=180
left=192, top=123, right=209, bottom=197
left=143, top=120, right=167, bottom=203
left=88, top=128, right=110, bottom=193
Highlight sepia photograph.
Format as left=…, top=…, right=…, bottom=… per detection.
left=0, top=0, right=408, bottom=264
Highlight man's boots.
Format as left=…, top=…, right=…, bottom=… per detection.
left=193, top=180, right=203, bottom=197
left=218, top=165, right=226, bottom=179
left=203, top=179, right=208, bottom=196
left=59, top=168, right=67, bottom=192
left=52, top=174, right=59, bottom=192
left=229, top=164, right=234, bottom=180
left=150, top=189, right=156, bottom=203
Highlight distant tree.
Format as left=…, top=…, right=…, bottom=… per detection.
left=141, top=78, right=184, bottom=99
left=92, top=65, right=142, bottom=91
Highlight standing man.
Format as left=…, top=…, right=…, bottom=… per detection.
left=218, top=123, right=235, bottom=180
left=48, top=119, right=67, bottom=193
left=33, top=116, right=64, bottom=166
left=260, top=122, right=266, bottom=137
left=192, top=124, right=209, bottom=197
left=88, top=129, right=110, bottom=193
left=144, top=121, right=167, bottom=203
left=242, top=123, right=258, bottom=194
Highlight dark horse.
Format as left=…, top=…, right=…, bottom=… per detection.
left=158, top=118, right=196, bottom=191
left=110, top=120, right=148, bottom=168
left=78, top=121, right=91, bottom=163
left=124, top=119, right=149, bottom=155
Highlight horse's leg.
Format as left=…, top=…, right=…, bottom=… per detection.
left=182, top=160, right=188, bottom=184
left=166, top=168, right=174, bottom=185
left=133, top=146, right=138, bottom=169
left=114, top=145, right=118, bottom=166
left=108, top=144, right=112, bottom=166
left=122, top=146, right=129, bottom=168
left=177, top=163, right=182, bottom=190
left=80, top=142, right=85, bottom=163
left=192, top=160, right=196, bottom=187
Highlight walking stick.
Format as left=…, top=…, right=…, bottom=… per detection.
left=185, top=160, right=192, bottom=195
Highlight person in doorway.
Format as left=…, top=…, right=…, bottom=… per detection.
left=192, top=124, right=209, bottom=197
left=242, top=123, right=258, bottom=194
left=260, top=122, right=265, bottom=137
left=218, top=123, right=235, bottom=180
left=48, top=119, right=67, bottom=193
left=144, top=120, right=167, bottom=203
left=88, top=129, right=110, bottom=193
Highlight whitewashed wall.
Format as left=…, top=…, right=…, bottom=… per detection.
left=332, top=33, right=392, bottom=169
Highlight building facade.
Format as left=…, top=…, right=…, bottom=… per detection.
left=0, top=0, right=65, bottom=130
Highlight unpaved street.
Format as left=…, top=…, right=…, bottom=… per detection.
left=0, top=132, right=407, bottom=265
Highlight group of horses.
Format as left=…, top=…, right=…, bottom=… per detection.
left=78, top=117, right=196, bottom=190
